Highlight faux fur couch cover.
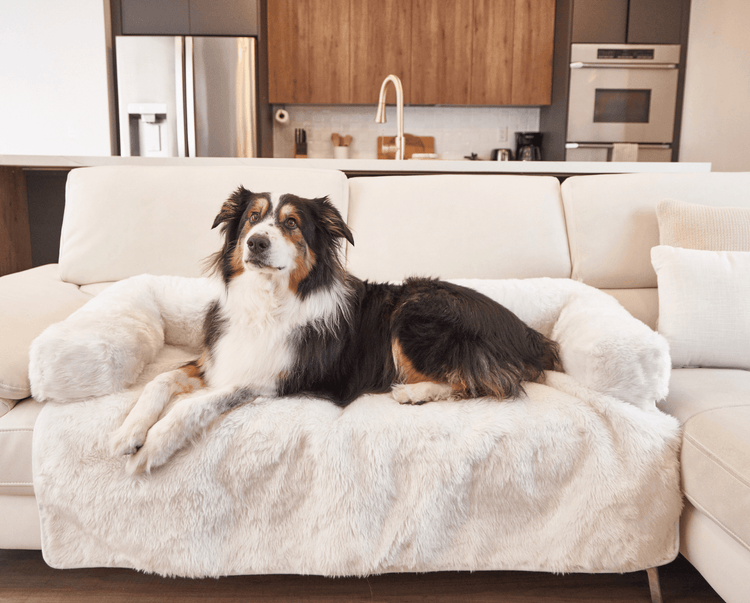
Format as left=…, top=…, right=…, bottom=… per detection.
left=30, top=275, right=681, bottom=577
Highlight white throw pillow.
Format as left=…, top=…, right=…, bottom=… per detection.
left=651, top=245, right=750, bottom=369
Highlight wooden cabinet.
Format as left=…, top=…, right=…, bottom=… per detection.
left=470, top=0, right=515, bottom=105
left=268, top=0, right=352, bottom=104
left=267, top=0, right=310, bottom=103
left=0, top=167, right=32, bottom=277
left=268, top=0, right=555, bottom=106
left=410, top=0, right=473, bottom=105
left=350, top=0, right=412, bottom=105
left=414, top=0, right=554, bottom=106
left=511, top=0, right=555, bottom=105
left=309, top=0, right=351, bottom=104
left=571, top=0, right=685, bottom=45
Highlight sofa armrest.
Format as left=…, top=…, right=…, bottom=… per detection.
left=0, top=265, right=93, bottom=401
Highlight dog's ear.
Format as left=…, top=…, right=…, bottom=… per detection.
left=212, top=186, right=253, bottom=230
left=315, top=197, right=355, bottom=246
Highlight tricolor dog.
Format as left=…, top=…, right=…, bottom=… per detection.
left=111, top=187, right=561, bottom=473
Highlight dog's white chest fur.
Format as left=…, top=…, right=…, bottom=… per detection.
left=203, top=272, right=348, bottom=396
left=204, top=273, right=298, bottom=395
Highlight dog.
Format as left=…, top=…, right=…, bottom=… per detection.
left=110, top=187, right=561, bottom=474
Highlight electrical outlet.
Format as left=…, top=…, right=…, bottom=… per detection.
left=498, top=126, right=508, bottom=143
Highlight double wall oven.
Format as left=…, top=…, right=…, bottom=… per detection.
left=565, top=44, right=681, bottom=162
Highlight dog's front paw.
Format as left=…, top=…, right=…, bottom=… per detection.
left=109, top=421, right=149, bottom=457
left=124, top=418, right=183, bottom=475
left=391, top=382, right=452, bottom=405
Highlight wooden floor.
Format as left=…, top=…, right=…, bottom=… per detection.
left=0, top=550, right=724, bottom=603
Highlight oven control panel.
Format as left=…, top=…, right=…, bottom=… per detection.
left=597, top=48, right=655, bottom=60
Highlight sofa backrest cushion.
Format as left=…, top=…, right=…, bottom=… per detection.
left=346, top=175, right=571, bottom=282
left=561, top=172, right=750, bottom=289
left=59, top=166, right=349, bottom=285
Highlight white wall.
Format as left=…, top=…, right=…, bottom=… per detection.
left=0, top=1, right=113, bottom=156
left=679, top=0, right=750, bottom=171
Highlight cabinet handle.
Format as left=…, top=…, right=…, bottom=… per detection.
left=566, top=143, right=672, bottom=149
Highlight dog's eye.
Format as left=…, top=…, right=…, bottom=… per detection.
left=285, top=217, right=297, bottom=229
left=249, top=212, right=260, bottom=223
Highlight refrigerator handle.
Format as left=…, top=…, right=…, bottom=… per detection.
left=174, top=38, right=186, bottom=157
left=246, top=38, right=258, bottom=157
left=185, top=36, right=197, bottom=158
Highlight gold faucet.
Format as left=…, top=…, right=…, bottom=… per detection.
left=375, top=74, right=405, bottom=160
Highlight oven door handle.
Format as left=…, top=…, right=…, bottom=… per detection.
left=566, top=143, right=672, bottom=149
left=570, top=62, right=678, bottom=69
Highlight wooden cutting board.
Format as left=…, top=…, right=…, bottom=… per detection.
left=377, top=134, right=435, bottom=159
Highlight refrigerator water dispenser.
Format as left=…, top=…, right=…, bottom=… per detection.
left=127, top=103, right=168, bottom=157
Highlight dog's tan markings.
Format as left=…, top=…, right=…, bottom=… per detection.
left=445, top=364, right=523, bottom=400
left=278, top=205, right=306, bottom=245
left=173, top=360, right=206, bottom=397
left=288, top=247, right=316, bottom=294
left=230, top=221, right=252, bottom=276
left=279, top=204, right=316, bottom=294
left=253, top=196, right=270, bottom=220
left=392, top=339, right=433, bottom=384
left=391, top=341, right=455, bottom=404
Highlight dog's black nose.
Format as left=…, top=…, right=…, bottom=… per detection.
left=247, top=234, right=270, bottom=254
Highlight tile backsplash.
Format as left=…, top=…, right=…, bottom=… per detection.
left=272, top=105, right=540, bottom=161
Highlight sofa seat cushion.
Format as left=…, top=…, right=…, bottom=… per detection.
left=660, top=369, right=750, bottom=553
left=346, top=175, right=571, bottom=282
left=0, top=265, right=93, bottom=400
left=0, top=398, right=43, bottom=496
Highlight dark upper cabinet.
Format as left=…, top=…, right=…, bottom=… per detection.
left=121, top=0, right=190, bottom=35
left=189, top=0, right=259, bottom=36
left=571, top=0, right=685, bottom=44
left=120, top=0, right=258, bottom=36
left=627, top=0, right=683, bottom=44
left=571, top=0, right=628, bottom=44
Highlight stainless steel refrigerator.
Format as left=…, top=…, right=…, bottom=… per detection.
left=115, top=35, right=258, bottom=157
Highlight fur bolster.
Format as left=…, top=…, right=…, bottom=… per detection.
left=29, top=274, right=669, bottom=408
left=452, top=278, right=670, bottom=410
left=29, top=274, right=217, bottom=402
left=551, top=282, right=670, bottom=410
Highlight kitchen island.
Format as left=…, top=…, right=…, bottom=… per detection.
left=0, top=155, right=711, bottom=276
left=0, top=154, right=712, bottom=176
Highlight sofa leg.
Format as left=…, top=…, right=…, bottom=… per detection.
left=646, top=567, right=663, bottom=603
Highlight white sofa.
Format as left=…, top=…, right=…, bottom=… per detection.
left=1, top=166, right=748, bottom=602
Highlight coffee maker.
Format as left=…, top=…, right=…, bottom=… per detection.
left=515, top=132, right=543, bottom=161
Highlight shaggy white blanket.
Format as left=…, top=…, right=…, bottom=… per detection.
left=30, top=276, right=681, bottom=577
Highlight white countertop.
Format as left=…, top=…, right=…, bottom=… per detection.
left=0, top=154, right=712, bottom=175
